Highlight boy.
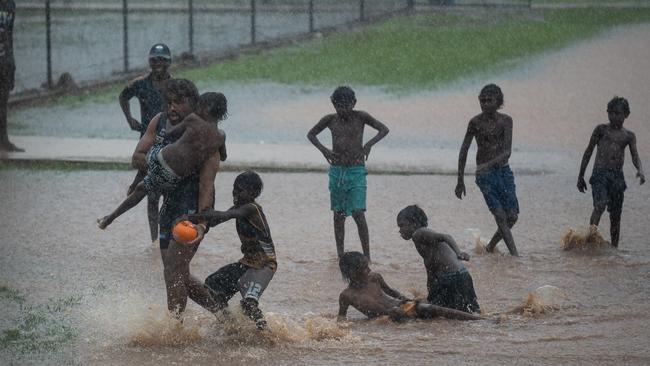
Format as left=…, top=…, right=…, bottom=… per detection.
left=307, top=86, right=389, bottom=260
left=577, top=96, right=645, bottom=247
left=187, top=171, right=277, bottom=330
left=337, top=251, right=481, bottom=322
left=98, top=91, right=227, bottom=229
left=456, top=83, right=519, bottom=256
left=397, top=205, right=480, bottom=314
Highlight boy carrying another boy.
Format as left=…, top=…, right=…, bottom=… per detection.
left=397, top=205, right=481, bottom=314
left=337, top=251, right=481, bottom=322
left=577, top=96, right=645, bottom=247
left=307, top=86, right=389, bottom=260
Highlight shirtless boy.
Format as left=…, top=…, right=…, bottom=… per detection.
left=307, top=86, right=389, bottom=260
left=98, top=91, right=227, bottom=229
left=397, top=205, right=481, bottom=314
left=337, top=251, right=481, bottom=322
left=456, top=84, right=519, bottom=256
left=577, top=96, right=645, bottom=247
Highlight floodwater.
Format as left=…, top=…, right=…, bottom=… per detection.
left=2, top=19, right=650, bottom=366
left=1, top=170, right=649, bottom=365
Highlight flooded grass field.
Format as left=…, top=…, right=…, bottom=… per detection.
left=1, top=170, right=649, bottom=365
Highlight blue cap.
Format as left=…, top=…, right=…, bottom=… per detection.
left=149, top=43, right=171, bottom=60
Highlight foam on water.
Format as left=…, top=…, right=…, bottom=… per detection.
left=510, top=285, right=568, bottom=316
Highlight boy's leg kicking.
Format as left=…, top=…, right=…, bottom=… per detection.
left=238, top=265, right=275, bottom=330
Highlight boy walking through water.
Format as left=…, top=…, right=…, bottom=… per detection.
left=456, top=84, right=519, bottom=256
left=577, top=96, right=645, bottom=247
left=307, top=86, right=389, bottom=260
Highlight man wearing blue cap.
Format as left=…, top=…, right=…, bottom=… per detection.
left=119, top=43, right=172, bottom=243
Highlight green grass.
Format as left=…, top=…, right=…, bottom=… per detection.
left=180, top=8, right=650, bottom=90
left=29, top=7, right=650, bottom=108
left=0, top=285, right=81, bottom=354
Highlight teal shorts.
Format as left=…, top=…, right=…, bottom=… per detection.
left=329, top=165, right=367, bottom=216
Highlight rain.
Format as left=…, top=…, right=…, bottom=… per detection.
left=2, top=0, right=650, bottom=365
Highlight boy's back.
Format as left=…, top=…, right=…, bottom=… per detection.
left=412, top=228, right=465, bottom=278
left=162, top=113, right=225, bottom=177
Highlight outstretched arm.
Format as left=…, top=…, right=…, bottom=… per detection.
left=629, top=133, right=645, bottom=184
left=577, top=126, right=601, bottom=192
left=374, top=273, right=409, bottom=301
left=307, top=116, right=336, bottom=164
left=362, top=113, right=390, bottom=160
left=456, top=121, right=475, bottom=199
left=187, top=203, right=255, bottom=228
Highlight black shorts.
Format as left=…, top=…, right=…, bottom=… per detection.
left=428, top=268, right=480, bottom=314
left=204, top=262, right=275, bottom=303
left=589, top=168, right=626, bottom=215
left=158, top=174, right=199, bottom=249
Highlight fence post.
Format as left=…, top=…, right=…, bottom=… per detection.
left=359, top=0, right=365, bottom=21
left=308, top=0, right=314, bottom=33
left=45, top=0, right=52, bottom=88
left=123, top=0, right=128, bottom=73
left=188, top=0, right=194, bottom=57
left=250, top=0, right=256, bottom=44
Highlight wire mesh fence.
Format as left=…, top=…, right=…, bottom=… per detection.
left=14, top=0, right=640, bottom=95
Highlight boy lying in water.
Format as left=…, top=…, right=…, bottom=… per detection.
left=337, top=251, right=481, bottom=322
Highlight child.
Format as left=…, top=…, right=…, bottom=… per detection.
left=98, top=92, right=227, bottom=229
left=337, top=251, right=481, bottom=322
left=307, top=86, right=389, bottom=260
left=186, top=171, right=277, bottom=330
left=397, top=205, right=481, bottom=314
left=577, top=96, right=645, bottom=247
left=456, top=84, right=519, bottom=256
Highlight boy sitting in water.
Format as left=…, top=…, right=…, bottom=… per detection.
left=337, top=251, right=481, bottom=322
left=397, top=205, right=481, bottom=314
left=98, top=92, right=228, bottom=229
left=577, top=96, right=645, bottom=247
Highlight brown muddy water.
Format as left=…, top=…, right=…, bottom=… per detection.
left=1, top=170, right=649, bottom=365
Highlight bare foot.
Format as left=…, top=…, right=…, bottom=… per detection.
left=97, top=216, right=112, bottom=229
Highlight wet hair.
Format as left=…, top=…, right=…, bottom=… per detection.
left=199, top=92, right=228, bottom=121
left=234, top=170, right=263, bottom=199
left=479, top=83, right=504, bottom=109
left=339, top=251, right=367, bottom=285
left=607, top=96, right=630, bottom=117
left=397, top=205, right=428, bottom=228
left=164, top=79, right=200, bottom=109
left=331, top=86, right=356, bottom=106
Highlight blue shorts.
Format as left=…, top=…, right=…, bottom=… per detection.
left=475, top=165, right=519, bottom=215
left=589, top=168, right=626, bottom=215
left=329, top=165, right=367, bottom=217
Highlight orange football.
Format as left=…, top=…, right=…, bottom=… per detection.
left=172, top=220, right=198, bottom=244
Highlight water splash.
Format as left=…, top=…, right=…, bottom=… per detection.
left=510, top=285, right=567, bottom=316
left=130, top=305, right=202, bottom=347
left=560, top=225, right=608, bottom=251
